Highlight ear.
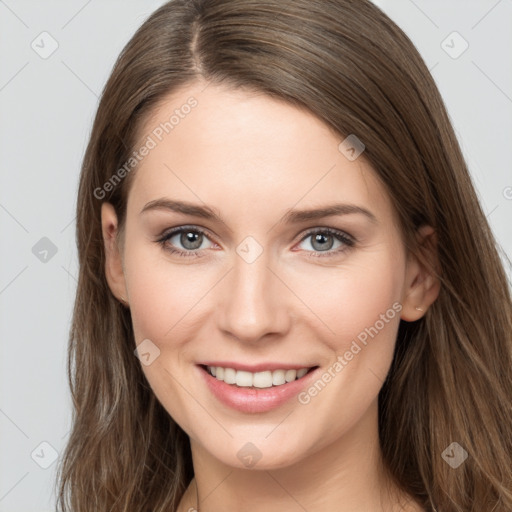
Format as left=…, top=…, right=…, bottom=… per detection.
left=101, top=202, right=129, bottom=307
left=400, top=225, right=441, bottom=321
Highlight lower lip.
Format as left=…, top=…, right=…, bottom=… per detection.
left=197, top=365, right=319, bottom=413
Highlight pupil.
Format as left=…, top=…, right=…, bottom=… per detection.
left=181, top=231, right=202, bottom=250
left=312, top=233, right=333, bottom=251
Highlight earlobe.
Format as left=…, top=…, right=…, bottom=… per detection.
left=400, top=225, right=441, bottom=321
left=101, top=202, right=128, bottom=306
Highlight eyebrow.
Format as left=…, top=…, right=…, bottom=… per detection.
left=281, top=204, right=377, bottom=224
left=140, top=198, right=223, bottom=221
left=140, top=198, right=377, bottom=224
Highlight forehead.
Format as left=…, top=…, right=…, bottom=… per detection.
left=127, top=81, right=395, bottom=228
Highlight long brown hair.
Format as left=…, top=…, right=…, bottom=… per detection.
left=55, top=1, right=512, bottom=510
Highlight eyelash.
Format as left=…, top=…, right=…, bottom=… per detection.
left=156, top=225, right=355, bottom=259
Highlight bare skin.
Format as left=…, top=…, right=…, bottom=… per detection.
left=102, top=79, right=439, bottom=512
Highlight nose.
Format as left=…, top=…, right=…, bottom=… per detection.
left=216, top=249, right=292, bottom=344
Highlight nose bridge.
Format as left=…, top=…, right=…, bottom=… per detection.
left=217, top=245, right=289, bottom=342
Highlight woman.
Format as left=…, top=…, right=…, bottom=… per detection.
left=56, top=1, right=512, bottom=511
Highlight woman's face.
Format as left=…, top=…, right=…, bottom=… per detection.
left=103, top=80, right=425, bottom=470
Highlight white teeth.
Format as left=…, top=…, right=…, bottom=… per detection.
left=253, top=371, right=272, bottom=388
left=272, top=370, right=286, bottom=386
left=285, top=369, right=297, bottom=382
left=206, top=366, right=311, bottom=388
left=223, top=368, right=236, bottom=385
left=235, top=370, right=253, bottom=387
left=297, top=368, right=308, bottom=378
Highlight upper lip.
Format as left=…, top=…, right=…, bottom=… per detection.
left=198, top=361, right=317, bottom=372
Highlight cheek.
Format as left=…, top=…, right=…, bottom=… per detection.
left=124, top=240, right=210, bottom=344
left=287, top=247, right=405, bottom=355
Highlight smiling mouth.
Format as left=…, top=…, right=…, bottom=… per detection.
left=199, top=364, right=318, bottom=389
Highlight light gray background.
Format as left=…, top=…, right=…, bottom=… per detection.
left=0, top=1, right=511, bottom=510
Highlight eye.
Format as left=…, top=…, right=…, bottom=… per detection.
left=296, top=227, right=355, bottom=257
left=156, top=225, right=355, bottom=259
left=157, top=226, right=215, bottom=258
